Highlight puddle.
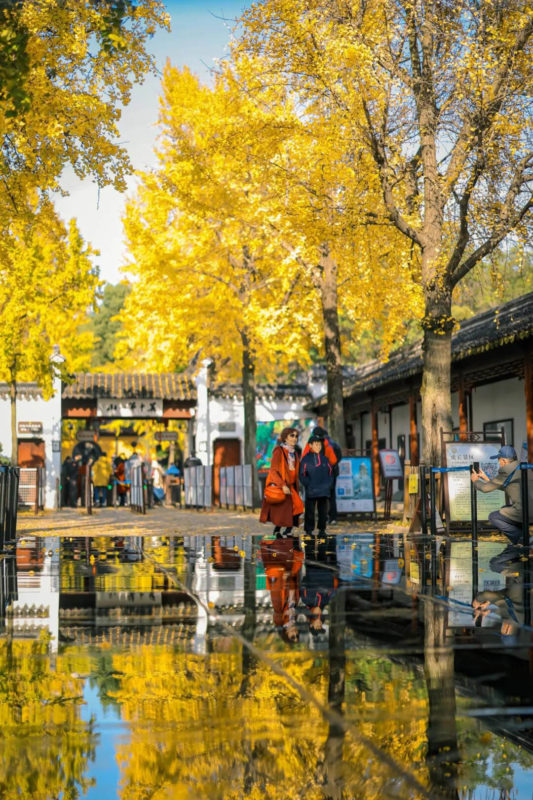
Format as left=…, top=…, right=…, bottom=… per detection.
left=2, top=531, right=533, bottom=798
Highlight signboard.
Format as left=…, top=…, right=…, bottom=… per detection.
left=18, top=422, right=43, bottom=435
left=76, top=429, right=96, bottom=442
left=378, top=449, right=403, bottom=479
left=335, top=456, right=375, bottom=513
left=154, top=431, right=178, bottom=442
left=218, top=422, right=236, bottom=432
left=444, top=441, right=504, bottom=522
left=97, top=398, right=163, bottom=418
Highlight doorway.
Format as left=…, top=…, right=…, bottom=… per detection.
left=213, top=438, right=241, bottom=505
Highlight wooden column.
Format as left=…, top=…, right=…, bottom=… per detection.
left=409, top=394, right=419, bottom=466
left=371, top=401, right=380, bottom=498
left=458, top=380, right=468, bottom=441
left=525, top=356, right=533, bottom=462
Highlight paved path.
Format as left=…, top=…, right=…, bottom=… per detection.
left=17, top=505, right=407, bottom=538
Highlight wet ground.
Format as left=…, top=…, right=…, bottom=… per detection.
left=2, top=520, right=533, bottom=799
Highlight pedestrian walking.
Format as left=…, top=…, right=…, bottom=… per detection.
left=259, top=427, right=304, bottom=537
left=299, top=434, right=333, bottom=535
left=92, top=453, right=111, bottom=507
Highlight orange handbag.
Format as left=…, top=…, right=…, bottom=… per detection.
left=264, top=483, right=286, bottom=504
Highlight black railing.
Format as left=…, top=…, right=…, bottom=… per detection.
left=0, top=467, right=19, bottom=550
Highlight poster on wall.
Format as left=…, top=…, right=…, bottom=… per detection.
left=335, top=456, right=375, bottom=513
left=255, top=419, right=314, bottom=471
left=444, top=441, right=504, bottom=523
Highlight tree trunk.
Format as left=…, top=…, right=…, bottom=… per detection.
left=10, top=377, right=17, bottom=467
left=241, top=330, right=260, bottom=505
left=420, top=281, right=453, bottom=466
left=319, top=244, right=346, bottom=447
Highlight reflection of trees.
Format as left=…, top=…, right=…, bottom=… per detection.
left=320, top=590, right=346, bottom=800
left=423, top=598, right=460, bottom=799
left=0, top=639, right=96, bottom=800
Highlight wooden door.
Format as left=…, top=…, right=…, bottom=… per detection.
left=213, top=438, right=241, bottom=505
left=18, top=438, right=45, bottom=467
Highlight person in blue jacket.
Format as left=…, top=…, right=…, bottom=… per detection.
left=299, top=434, right=333, bottom=535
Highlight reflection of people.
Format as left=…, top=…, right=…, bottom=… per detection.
left=259, top=427, right=304, bottom=537
left=301, top=533, right=338, bottom=637
left=472, top=542, right=524, bottom=644
left=299, top=435, right=333, bottom=535
left=353, top=462, right=372, bottom=498
left=260, top=536, right=304, bottom=643
left=471, top=445, right=533, bottom=543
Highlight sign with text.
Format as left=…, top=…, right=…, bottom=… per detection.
left=76, top=429, right=97, bottom=442
left=335, top=456, right=375, bottom=513
left=97, top=398, right=163, bottom=418
left=444, top=441, right=504, bottom=523
left=154, top=431, right=178, bottom=442
left=18, top=422, right=43, bottom=435
left=378, top=449, right=404, bottom=479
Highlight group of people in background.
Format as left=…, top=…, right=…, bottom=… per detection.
left=260, top=425, right=342, bottom=538
left=61, top=441, right=182, bottom=508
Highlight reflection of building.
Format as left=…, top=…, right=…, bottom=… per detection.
left=11, top=536, right=60, bottom=650
left=184, top=535, right=272, bottom=649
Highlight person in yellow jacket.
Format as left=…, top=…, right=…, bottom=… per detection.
left=92, top=453, right=111, bottom=508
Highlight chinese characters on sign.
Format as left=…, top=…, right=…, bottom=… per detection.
left=444, top=442, right=504, bottom=522
left=335, top=457, right=375, bottom=513
left=96, top=399, right=163, bottom=418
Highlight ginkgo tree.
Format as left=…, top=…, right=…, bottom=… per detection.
left=238, top=0, right=533, bottom=464
left=119, top=64, right=320, bottom=496
left=0, top=206, right=98, bottom=463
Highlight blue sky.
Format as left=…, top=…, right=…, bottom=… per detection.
left=55, top=1, right=249, bottom=284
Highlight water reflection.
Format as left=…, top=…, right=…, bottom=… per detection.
left=0, top=531, right=532, bottom=798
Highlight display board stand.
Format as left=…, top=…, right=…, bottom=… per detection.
left=441, top=429, right=504, bottom=532
left=337, top=449, right=377, bottom=520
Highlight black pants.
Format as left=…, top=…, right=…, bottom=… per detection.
left=304, top=496, right=328, bottom=534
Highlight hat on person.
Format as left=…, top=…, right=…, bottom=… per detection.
left=308, top=434, right=323, bottom=445
left=312, top=426, right=328, bottom=439
left=490, top=445, right=517, bottom=460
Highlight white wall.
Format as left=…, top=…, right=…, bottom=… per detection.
left=204, top=394, right=312, bottom=463
left=471, top=377, right=526, bottom=452
left=0, top=381, right=62, bottom=509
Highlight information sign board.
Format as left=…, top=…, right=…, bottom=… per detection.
left=444, top=441, right=504, bottom=522
left=335, top=456, right=375, bottom=513
left=378, top=449, right=403, bottom=479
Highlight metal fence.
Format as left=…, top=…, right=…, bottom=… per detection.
left=130, top=464, right=145, bottom=514
left=219, top=465, right=254, bottom=510
left=0, top=466, right=19, bottom=549
left=184, top=465, right=213, bottom=509
left=18, top=467, right=45, bottom=512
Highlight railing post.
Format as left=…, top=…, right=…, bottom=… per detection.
left=429, top=469, right=437, bottom=538
left=470, top=475, right=478, bottom=598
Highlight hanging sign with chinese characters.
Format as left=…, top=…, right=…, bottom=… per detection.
left=96, top=398, right=163, bottom=418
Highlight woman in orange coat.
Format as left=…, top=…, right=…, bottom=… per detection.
left=259, top=427, right=304, bottom=537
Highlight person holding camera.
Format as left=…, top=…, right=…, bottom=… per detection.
left=471, top=445, right=533, bottom=544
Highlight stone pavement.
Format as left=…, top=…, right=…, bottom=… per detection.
left=16, top=504, right=407, bottom=538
